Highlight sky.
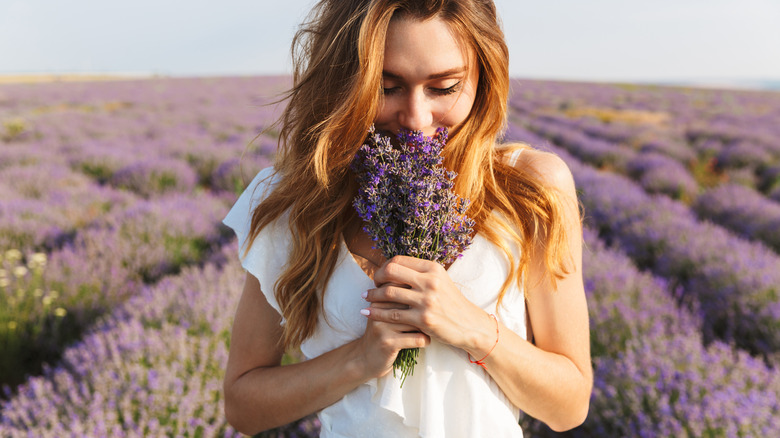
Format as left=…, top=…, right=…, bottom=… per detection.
left=1, top=0, right=779, bottom=87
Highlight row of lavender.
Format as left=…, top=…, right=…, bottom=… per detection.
left=571, top=229, right=778, bottom=436
left=509, top=80, right=780, bottom=182
left=508, top=125, right=780, bottom=360
left=0, top=78, right=282, bottom=386
left=1, top=77, right=284, bottom=253
left=0, top=192, right=228, bottom=385
left=0, top=243, right=322, bottom=437
left=3, top=223, right=777, bottom=436
left=517, top=114, right=780, bottom=254
left=512, top=148, right=778, bottom=437
left=505, top=126, right=780, bottom=435
left=509, top=81, right=780, bottom=253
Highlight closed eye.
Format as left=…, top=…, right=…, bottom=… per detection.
left=382, top=81, right=462, bottom=97
left=431, top=81, right=461, bottom=96
left=383, top=86, right=401, bottom=96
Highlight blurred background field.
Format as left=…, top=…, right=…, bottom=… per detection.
left=0, top=74, right=156, bottom=84
left=0, top=75, right=779, bottom=437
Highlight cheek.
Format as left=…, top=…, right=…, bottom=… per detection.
left=374, top=95, right=403, bottom=127
left=438, top=94, right=475, bottom=127
left=374, top=103, right=392, bottom=125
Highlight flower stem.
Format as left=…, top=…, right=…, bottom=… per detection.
left=392, top=347, right=419, bottom=387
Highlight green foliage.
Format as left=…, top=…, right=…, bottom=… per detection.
left=0, top=249, right=69, bottom=387
left=689, top=157, right=725, bottom=189
left=79, top=161, right=115, bottom=183
left=153, top=170, right=180, bottom=193
left=2, top=118, right=28, bottom=142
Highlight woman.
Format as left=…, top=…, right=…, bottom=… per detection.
left=222, top=1, right=592, bottom=436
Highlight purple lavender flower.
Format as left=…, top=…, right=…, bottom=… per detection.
left=716, top=140, right=773, bottom=170
left=352, top=126, right=474, bottom=266
left=110, top=157, right=198, bottom=197
left=351, top=126, right=474, bottom=385
left=627, top=152, right=699, bottom=200
left=694, top=183, right=780, bottom=252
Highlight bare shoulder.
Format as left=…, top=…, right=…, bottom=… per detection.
left=512, top=147, right=576, bottom=198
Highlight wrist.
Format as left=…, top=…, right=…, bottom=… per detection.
left=464, top=312, right=500, bottom=360
left=342, top=338, right=375, bottom=384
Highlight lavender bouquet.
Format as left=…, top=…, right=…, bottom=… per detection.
left=352, top=126, right=475, bottom=386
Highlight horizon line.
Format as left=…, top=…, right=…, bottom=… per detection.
left=1, top=72, right=778, bottom=92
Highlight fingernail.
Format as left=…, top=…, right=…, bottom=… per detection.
left=361, top=291, right=368, bottom=299
left=360, top=308, right=370, bottom=316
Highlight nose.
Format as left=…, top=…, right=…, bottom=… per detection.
left=398, top=90, right=433, bottom=132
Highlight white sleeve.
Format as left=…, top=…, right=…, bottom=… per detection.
left=222, top=167, right=291, bottom=324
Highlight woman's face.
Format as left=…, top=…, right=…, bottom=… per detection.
left=374, top=15, right=479, bottom=139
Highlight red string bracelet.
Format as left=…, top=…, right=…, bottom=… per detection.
left=468, top=313, right=499, bottom=371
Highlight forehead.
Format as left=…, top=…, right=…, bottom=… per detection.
left=383, top=15, right=472, bottom=77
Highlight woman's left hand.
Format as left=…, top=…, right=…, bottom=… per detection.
left=363, top=255, right=495, bottom=355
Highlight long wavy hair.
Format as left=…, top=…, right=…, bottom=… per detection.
left=245, top=0, right=573, bottom=350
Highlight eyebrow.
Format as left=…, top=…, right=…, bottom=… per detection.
left=382, top=66, right=467, bottom=81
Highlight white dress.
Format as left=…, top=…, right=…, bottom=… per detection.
left=223, top=167, right=527, bottom=438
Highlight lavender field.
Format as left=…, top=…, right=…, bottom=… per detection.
left=1, top=76, right=779, bottom=437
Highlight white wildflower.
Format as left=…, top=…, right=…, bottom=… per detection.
left=5, top=249, right=22, bottom=262
left=13, top=266, right=28, bottom=278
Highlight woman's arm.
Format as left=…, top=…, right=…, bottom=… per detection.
left=223, top=273, right=430, bottom=435
left=363, top=151, right=592, bottom=432
left=480, top=275, right=591, bottom=432
left=471, top=151, right=592, bottom=430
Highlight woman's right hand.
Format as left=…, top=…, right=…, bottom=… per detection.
left=356, top=299, right=431, bottom=379
left=225, top=274, right=427, bottom=435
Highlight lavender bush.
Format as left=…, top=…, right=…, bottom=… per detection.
left=771, top=185, right=780, bottom=203
left=0, top=163, right=133, bottom=252
left=110, top=157, right=199, bottom=197
left=524, top=228, right=780, bottom=437
left=0, top=244, right=321, bottom=437
left=0, top=250, right=241, bottom=437
left=626, top=152, right=699, bottom=200
left=695, top=184, right=780, bottom=252
left=510, top=78, right=780, bottom=198
left=724, top=166, right=760, bottom=189
left=572, top=158, right=780, bottom=358
left=0, top=77, right=281, bottom=393
left=506, top=127, right=780, bottom=355
left=579, top=228, right=701, bottom=358
left=581, top=230, right=780, bottom=435
left=0, top=193, right=231, bottom=387
left=716, top=140, right=774, bottom=170
left=68, top=139, right=141, bottom=183
left=526, top=116, right=636, bottom=170
left=352, top=126, right=474, bottom=385
left=638, top=138, right=697, bottom=164
left=757, top=164, right=780, bottom=196
left=211, top=153, right=273, bottom=196
left=587, top=333, right=780, bottom=437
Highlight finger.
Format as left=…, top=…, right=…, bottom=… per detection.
left=386, top=255, right=440, bottom=273
left=379, top=322, right=421, bottom=334
left=369, top=300, right=410, bottom=311
left=361, top=305, right=419, bottom=326
left=365, top=284, right=419, bottom=307
left=374, top=257, right=426, bottom=289
left=363, top=310, right=421, bottom=334
left=396, top=331, right=431, bottom=349
left=362, top=304, right=417, bottom=331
